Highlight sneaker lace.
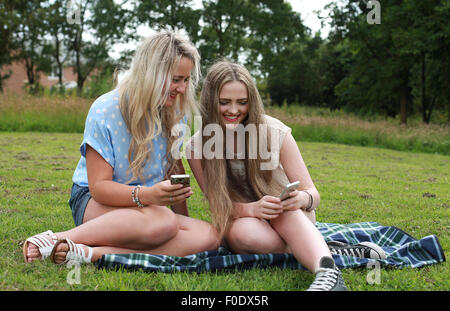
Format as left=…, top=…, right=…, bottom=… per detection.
left=307, top=268, right=339, bottom=291
left=330, top=246, right=365, bottom=257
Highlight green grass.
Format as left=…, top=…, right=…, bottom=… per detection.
left=0, top=132, right=448, bottom=291
left=0, top=93, right=90, bottom=133
left=0, top=109, right=87, bottom=133
left=1, top=93, right=449, bottom=156
left=266, top=105, right=450, bottom=155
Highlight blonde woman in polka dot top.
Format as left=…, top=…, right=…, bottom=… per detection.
left=23, top=29, right=219, bottom=265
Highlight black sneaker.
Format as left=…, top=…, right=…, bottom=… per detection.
left=327, top=240, right=386, bottom=259
left=306, top=256, right=348, bottom=291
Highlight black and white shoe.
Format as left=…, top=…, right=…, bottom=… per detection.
left=307, top=256, right=348, bottom=291
left=327, top=240, right=386, bottom=259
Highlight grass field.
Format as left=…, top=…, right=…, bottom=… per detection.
left=1, top=92, right=449, bottom=155
left=267, top=105, right=450, bottom=155
left=0, top=132, right=448, bottom=291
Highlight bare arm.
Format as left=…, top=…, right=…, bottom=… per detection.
left=220, top=132, right=321, bottom=217
left=86, top=145, right=190, bottom=208
left=278, top=132, right=320, bottom=211
left=86, top=144, right=136, bottom=207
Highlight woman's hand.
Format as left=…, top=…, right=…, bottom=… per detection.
left=143, top=180, right=193, bottom=206
left=280, top=190, right=306, bottom=211
left=251, top=195, right=284, bottom=220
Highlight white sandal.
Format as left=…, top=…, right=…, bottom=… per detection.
left=23, top=230, right=58, bottom=262
left=50, top=238, right=93, bottom=265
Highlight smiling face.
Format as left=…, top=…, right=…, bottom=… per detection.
left=165, top=56, right=194, bottom=107
left=218, top=81, right=249, bottom=129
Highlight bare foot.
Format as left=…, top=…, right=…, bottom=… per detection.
left=26, top=243, right=41, bottom=262
left=52, top=240, right=93, bottom=264
left=25, top=233, right=58, bottom=262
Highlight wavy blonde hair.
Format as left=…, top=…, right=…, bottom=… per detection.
left=118, top=29, right=200, bottom=183
left=200, top=61, right=284, bottom=239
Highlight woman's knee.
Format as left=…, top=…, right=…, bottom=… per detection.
left=178, top=215, right=220, bottom=251
left=226, top=218, right=284, bottom=254
left=140, top=206, right=179, bottom=244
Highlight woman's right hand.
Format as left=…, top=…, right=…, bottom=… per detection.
left=143, top=180, right=193, bottom=206
left=250, top=195, right=284, bottom=220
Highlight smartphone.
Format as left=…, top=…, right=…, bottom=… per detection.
left=279, top=181, right=300, bottom=201
left=170, top=174, right=190, bottom=186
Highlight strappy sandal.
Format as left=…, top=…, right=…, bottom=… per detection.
left=50, top=238, right=93, bottom=265
left=23, top=230, right=58, bottom=263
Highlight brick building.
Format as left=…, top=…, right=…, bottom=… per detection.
left=1, top=59, right=78, bottom=94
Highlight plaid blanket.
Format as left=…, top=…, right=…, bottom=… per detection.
left=95, top=222, right=445, bottom=272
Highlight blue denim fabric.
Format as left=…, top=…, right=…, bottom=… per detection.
left=68, top=183, right=91, bottom=226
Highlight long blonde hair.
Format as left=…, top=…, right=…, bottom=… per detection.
left=118, top=29, right=200, bottom=183
left=200, top=61, right=284, bottom=239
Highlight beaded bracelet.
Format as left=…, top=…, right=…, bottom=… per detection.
left=302, top=190, right=314, bottom=212
left=131, top=185, right=145, bottom=208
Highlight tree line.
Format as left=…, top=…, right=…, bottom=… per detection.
left=1, top=0, right=448, bottom=124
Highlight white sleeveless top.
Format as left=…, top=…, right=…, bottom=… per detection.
left=186, top=115, right=292, bottom=197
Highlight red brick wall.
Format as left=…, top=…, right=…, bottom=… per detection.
left=1, top=59, right=78, bottom=95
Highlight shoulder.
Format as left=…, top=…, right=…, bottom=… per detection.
left=87, top=89, right=121, bottom=120
left=262, top=115, right=291, bottom=133
left=84, top=89, right=127, bottom=141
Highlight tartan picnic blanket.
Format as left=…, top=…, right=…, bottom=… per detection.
left=95, top=222, right=445, bottom=272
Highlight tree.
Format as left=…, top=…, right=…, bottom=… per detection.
left=198, top=0, right=250, bottom=66
left=316, top=38, right=353, bottom=110
left=245, top=0, right=306, bottom=78
left=136, top=0, right=201, bottom=41
left=136, top=0, right=311, bottom=103
left=239, top=0, right=309, bottom=105
left=0, top=0, right=20, bottom=91
left=65, top=0, right=135, bottom=93
left=9, top=0, right=53, bottom=94
left=423, top=0, right=450, bottom=123
left=326, top=0, right=449, bottom=124
left=42, top=0, right=74, bottom=91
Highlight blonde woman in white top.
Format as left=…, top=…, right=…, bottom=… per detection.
left=22, top=29, right=219, bottom=265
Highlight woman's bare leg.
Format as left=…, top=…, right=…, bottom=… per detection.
left=59, top=201, right=180, bottom=250
left=225, top=217, right=289, bottom=254
left=27, top=199, right=182, bottom=261
left=224, top=210, right=328, bottom=272
left=52, top=214, right=220, bottom=263
left=270, top=209, right=330, bottom=272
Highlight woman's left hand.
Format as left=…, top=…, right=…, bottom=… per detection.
left=280, top=190, right=304, bottom=211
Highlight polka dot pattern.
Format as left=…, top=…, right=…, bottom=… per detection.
left=72, top=89, right=187, bottom=187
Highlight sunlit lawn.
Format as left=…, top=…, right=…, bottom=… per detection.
left=0, top=132, right=448, bottom=291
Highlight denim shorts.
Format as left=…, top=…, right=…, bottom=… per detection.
left=68, top=183, right=91, bottom=227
